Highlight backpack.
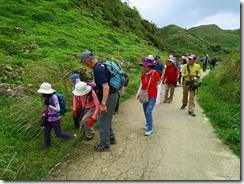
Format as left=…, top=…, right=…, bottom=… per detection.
left=104, top=61, right=129, bottom=90
left=86, top=82, right=97, bottom=93
left=49, top=93, right=67, bottom=116
left=86, top=82, right=97, bottom=101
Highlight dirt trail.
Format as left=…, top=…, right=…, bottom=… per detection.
left=43, top=71, right=240, bottom=180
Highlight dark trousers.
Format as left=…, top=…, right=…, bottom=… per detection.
left=44, top=119, right=74, bottom=148
left=178, top=72, right=182, bottom=84
left=114, top=92, right=120, bottom=112
left=73, top=107, right=85, bottom=129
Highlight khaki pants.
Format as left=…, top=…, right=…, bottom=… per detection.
left=164, top=84, right=175, bottom=103
left=80, top=107, right=95, bottom=138
left=182, top=80, right=195, bottom=112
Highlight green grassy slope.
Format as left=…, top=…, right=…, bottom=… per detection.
left=189, top=24, right=240, bottom=48
left=0, top=0, right=167, bottom=180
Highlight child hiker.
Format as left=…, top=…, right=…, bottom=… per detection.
left=37, top=82, right=76, bottom=148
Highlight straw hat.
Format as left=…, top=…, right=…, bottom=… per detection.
left=37, top=82, right=56, bottom=94
left=72, top=81, right=91, bottom=96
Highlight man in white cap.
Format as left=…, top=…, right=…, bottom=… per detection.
left=181, top=55, right=201, bottom=117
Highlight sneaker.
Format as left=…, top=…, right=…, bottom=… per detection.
left=86, top=134, right=94, bottom=141
left=143, top=125, right=148, bottom=130
left=188, top=111, right=196, bottom=117
left=94, top=144, right=111, bottom=151
left=145, top=130, right=153, bottom=136
left=110, top=138, right=116, bottom=144
left=181, top=104, right=187, bottom=109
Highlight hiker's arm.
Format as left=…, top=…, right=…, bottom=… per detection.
left=136, top=82, right=142, bottom=99
left=100, top=83, right=109, bottom=113
left=49, top=103, right=60, bottom=112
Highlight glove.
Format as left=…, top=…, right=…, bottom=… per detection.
left=88, top=117, right=95, bottom=127
left=72, top=110, right=77, bottom=117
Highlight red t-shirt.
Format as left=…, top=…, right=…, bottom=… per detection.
left=141, top=70, right=161, bottom=98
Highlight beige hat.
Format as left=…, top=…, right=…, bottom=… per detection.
left=147, top=55, right=154, bottom=60
left=73, top=81, right=91, bottom=96
left=37, top=82, right=56, bottom=94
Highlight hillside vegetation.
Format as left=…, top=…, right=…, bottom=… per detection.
left=0, top=0, right=240, bottom=180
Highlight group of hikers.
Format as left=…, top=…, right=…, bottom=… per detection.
left=37, top=50, right=215, bottom=151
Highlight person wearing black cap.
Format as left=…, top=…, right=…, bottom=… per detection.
left=80, top=50, right=118, bottom=151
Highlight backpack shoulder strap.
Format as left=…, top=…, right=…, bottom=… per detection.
left=187, top=64, right=192, bottom=81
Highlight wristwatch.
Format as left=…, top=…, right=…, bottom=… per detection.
left=101, top=102, right=106, bottom=106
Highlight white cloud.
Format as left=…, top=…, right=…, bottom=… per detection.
left=190, top=13, right=240, bottom=30
left=121, top=0, right=240, bottom=30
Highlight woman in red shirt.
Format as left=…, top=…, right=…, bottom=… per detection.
left=136, top=58, right=161, bottom=136
left=163, top=58, right=179, bottom=103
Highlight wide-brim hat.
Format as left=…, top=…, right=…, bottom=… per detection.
left=72, top=81, right=91, bottom=96
left=168, top=58, right=176, bottom=65
left=139, top=58, right=154, bottom=67
left=37, top=82, right=56, bottom=94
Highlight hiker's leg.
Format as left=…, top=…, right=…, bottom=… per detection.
left=164, top=84, right=169, bottom=102
left=188, top=90, right=195, bottom=112
left=44, top=122, right=52, bottom=148
left=169, top=85, right=175, bottom=102
left=82, top=108, right=95, bottom=138
left=182, top=80, right=189, bottom=105
left=52, top=119, right=74, bottom=140
left=144, top=98, right=156, bottom=131
left=98, top=92, right=118, bottom=147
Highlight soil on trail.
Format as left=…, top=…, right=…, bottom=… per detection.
left=43, top=72, right=240, bottom=180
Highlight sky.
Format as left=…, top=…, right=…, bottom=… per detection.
left=121, top=0, right=241, bottom=30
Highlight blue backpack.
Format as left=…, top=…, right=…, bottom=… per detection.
left=104, top=61, right=129, bottom=90
left=49, top=93, right=67, bottom=116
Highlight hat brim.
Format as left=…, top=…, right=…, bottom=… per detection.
left=72, top=86, right=91, bottom=96
left=139, top=62, right=154, bottom=67
left=37, top=89, right=56, bottom=94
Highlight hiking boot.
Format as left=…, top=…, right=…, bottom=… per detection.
left=181, top=104, right=187, bottom=109
left=188, top=111, right=196, bottom=117
left=110, top=138, right=117, bottom=144
left=145, top=130, right=153, bottom=136
left=94, top=144, right=111, bottom=151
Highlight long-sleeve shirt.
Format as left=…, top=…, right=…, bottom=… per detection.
left=72, top=90, right=100, bottom=120
left=164, top=65, right=179, bottom=85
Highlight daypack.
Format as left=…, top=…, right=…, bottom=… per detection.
left=86, top=82, right=97, bottom=93
left=104, top=61, right=129, bottom=90
left=49, top=93, right=67, bottom=116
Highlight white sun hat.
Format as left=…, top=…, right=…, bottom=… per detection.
left=73, top=81, right=91, bottom=96
left=37, top=82, right=56, bottom=94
